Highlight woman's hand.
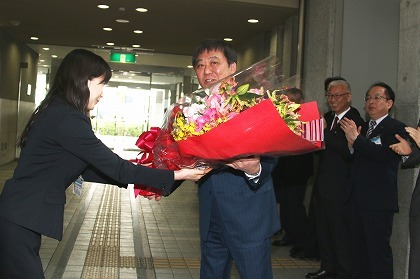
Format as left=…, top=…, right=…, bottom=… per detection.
left=144, top=194, right=162, bottom=201
left=174, top=167, right=211, bottom=181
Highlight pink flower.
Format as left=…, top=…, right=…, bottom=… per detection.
left=195, top=108, right=218, bottom=130
left=205, top=93, right=223, bottom=109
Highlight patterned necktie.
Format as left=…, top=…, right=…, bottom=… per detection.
left=331, top=116, right=339, bottom=130
left=366, top=120, right=376, bottom=137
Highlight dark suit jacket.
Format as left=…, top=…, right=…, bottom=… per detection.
left=346, top=115, right=408, bottom=211
left=198, top=157, right=280, bottom=245
left=272, top=153, right=313, bottom=188
left=316, top=107, right=364, bottom=200
left=0, top=97, right=175, bottom=240
left=403, top=147, right=420, bottom=216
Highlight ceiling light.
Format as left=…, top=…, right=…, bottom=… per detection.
left=132, top=44, right=141, bottom=48
left=116, top=19, right=129, bottom=23
left=136, top=8, right=148, bottom=12
left=51, top=55, right=57, bottom=58
left=134, top=30, right=143, bottom=34
left=187, top=65, right=193, bottom=68
left=248, top=19, right=259, bottom=23
left=30, top=36, right=39, bottom=41
left=98, top=5, right=109, bottom=9
left=224, top=38, right=233, bottom=42
left=103, top=27, right=112, bottom=31
left=107, top=42, right=115, bottom=46
left=42, top=47, right=50, bottom=50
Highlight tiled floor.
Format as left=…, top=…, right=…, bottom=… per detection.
left=0, top=161, right=319, bottom=278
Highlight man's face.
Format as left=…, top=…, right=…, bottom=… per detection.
left=326, top=84, right=351, bottom=114
left=194, top=49, right=236, bottom=88
left=365, top=86, right=393, bottom=120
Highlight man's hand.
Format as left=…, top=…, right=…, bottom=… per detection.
left=406, top=126, right=420, bottom=147
left=390, top=134, right=412, bottom=156
left=340, top=117, right=361, bottom=147
left=226, top=156, right=261, bottom=175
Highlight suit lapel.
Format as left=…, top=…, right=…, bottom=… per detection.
left=325, top=112, right=335, bottom=130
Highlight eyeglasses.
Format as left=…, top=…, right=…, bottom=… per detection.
left=364, top=95, right=389, bottom=102
left=325, top=93, right=349, bottom=100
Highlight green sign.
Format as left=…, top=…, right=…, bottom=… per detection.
left=110, top=52, right=136, bottom=63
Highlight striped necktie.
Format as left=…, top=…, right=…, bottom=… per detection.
left=366, top=120, right=376, bottom=137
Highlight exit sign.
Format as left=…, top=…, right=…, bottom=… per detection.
left=110, top=52, right=136, bottom=63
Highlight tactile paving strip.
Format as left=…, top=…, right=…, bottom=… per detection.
left=79, top=185, right=319, bottom=277
left=81, top=185, right=121, bottom=278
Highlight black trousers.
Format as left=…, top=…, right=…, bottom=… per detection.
left=315, top=194, right=352, bottom=278
left=0, top=216, right=44, bottom=279
left=349, top=202, right=394, bottom=279
left=409, top=214, right=420, bottom=279
left=277, top=183, right=308, bottom=248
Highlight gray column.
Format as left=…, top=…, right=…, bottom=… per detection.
left=393, top=1, right=420, bottom=278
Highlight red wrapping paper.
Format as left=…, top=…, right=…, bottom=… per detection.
left=176, top=99, right=323, bottom=160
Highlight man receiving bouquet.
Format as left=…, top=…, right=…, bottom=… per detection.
left=191, top=39, right=280, bottom=279
left=133, top=39, right=324, bottom=278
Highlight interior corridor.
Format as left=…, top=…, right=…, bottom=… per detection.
left=0, top=161, right=319, bottom=279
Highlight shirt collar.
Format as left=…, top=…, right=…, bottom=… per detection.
left=335, top=107, right=351, bottom=120
left=371, top=114, right=388, bottom=126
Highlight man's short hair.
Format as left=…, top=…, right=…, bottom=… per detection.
left=324, top=76, right=347, bottom=92
left=192, top=39, right=237, bottom=68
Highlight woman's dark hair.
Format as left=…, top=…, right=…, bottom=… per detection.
left=283, top=87, right=304, bottom=100
left=17, top=49, right=112, bottom=147
left=192, top=39, right=237, bottom=68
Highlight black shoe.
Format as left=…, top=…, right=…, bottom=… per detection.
left=272, top=235, right=293, bottom=246
left=272, top=238, right=292, bottom=246
left=290, top=249, right=320, bottom=261
left=305, top=269, right=336, bottom=279
left=289, top=246, right=303, bottom=256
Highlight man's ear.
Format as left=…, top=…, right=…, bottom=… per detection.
left=230, top=62, right=237, bottom=73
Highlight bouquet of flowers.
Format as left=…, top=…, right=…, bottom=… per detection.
left=132, top=56, right=324, bottom=197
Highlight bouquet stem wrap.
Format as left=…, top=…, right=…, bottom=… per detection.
left=131, top=127, right=166, bottom=197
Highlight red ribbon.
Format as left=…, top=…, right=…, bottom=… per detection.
left=131, top=127, right=163, bottom=198
left=132, top=127, right=161, bottom=165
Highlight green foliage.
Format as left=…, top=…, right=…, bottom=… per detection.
left=93, top=121, right=142, bottom=136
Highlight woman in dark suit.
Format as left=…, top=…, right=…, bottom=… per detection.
left=0, top=49, right=208, bottom=278
left=390, top=119, right=420, bottom=279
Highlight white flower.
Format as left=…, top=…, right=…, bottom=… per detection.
left=182, top=103, right=206, bottom=121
